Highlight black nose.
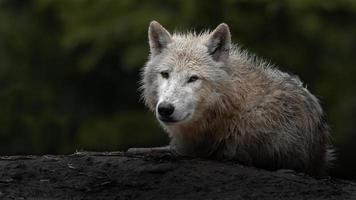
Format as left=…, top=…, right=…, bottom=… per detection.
left=158, top=102, right=175, bottom=117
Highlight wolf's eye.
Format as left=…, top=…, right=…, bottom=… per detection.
left=187, top=75, right=199, bottom=83
left=160, top=71, right=169, bottom=79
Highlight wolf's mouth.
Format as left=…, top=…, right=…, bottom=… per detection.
left=158, top=113, right=190, bottom=125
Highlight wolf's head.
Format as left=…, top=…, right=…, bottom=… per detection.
left=142, top=21, right=232, bottom=126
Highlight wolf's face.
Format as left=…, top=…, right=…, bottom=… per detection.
left=142, top=21, right=231, bottom=126
left=155, top=62, right=201, bottom=124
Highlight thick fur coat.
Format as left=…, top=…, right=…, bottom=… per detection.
left=141, top=21, right=334, bottom=175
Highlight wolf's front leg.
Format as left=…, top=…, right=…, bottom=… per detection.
left=126, top=146, right=173, bottom=155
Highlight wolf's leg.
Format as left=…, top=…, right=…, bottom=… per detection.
left=126, top=146, right=172, bottom=155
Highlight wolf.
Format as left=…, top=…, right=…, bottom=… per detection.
left=133, top=21, right=334, bottom=175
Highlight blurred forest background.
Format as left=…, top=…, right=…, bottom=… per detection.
left=0, top=0, right=355, bottom=179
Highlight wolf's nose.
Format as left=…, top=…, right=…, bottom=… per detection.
left=158, top=102, right=175, bottom=117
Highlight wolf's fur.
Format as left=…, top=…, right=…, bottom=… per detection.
left=141, top=21, right=334, bottom=175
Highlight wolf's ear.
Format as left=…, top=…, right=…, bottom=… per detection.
left=205, top=23, right=231, bottom=62
left=148, top=21, right=172, bottom=57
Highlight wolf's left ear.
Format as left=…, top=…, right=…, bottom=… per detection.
left=205, top=23, right=231, bottom=62
left=148, top=21, right=172, bottom=57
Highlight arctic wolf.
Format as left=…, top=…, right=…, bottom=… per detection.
left=137, top=21, right=333, bottom=175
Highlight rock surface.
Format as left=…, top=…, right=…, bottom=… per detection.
left=0, top=151, right=355, bottom=200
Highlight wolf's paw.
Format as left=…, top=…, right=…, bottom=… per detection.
left=126, top=147, right=154, bottom=154
left=126, top=146, right=176, bottom=161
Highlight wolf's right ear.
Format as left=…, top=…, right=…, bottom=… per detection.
left=205, top=23, right=231, bottom=62
left=148, top=21, right=172, bottom=57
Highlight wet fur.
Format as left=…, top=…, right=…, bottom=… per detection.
left=141, top=21, right=334, bottom=175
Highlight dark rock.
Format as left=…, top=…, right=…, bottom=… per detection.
left=0, top=152, right=355, bottom=200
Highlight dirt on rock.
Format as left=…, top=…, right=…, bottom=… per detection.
left=0, top=151, right=355, bottom=200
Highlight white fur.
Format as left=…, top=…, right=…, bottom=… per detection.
left=141, top=21, right=334, bottom=175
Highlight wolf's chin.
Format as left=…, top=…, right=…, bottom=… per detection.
left=158, top=113, right=191, bottom=125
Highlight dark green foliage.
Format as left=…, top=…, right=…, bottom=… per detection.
left=0, top=0, right=355, bottom=178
